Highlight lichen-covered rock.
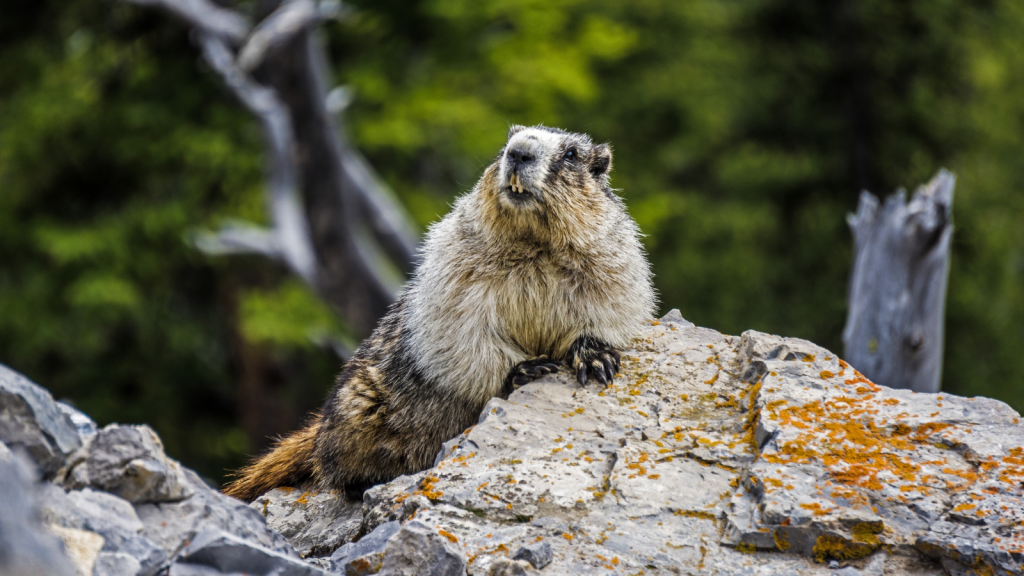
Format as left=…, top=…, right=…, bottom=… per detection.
left=251, top=487, right=363, bottom=557
left=0, top=364, right=83, bottom=476
left=377, top=520, right=468, bottom=576
left=6, top=310, right=1023, bottom=575
left=289, top=310, right=1019, bottom=575
left=329, top=520, right=401, bottom=575
left=60, top=424, right=194, bottom=503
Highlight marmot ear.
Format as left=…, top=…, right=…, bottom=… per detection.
left=589, top=143, right=612, bottom=177
left=507, top=125, right=527, bottom=140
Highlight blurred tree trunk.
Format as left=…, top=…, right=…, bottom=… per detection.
left=843, top=169, right=954, bottom=392
left=124, top=0, right=421, bottom=340
left=120, top=0, right=422, bottom=449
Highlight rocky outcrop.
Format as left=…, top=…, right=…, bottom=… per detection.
left=2, top=312, right=1022, bottom=575
left=0, top=363, right=328, bottom=576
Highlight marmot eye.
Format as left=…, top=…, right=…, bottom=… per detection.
left=563, top=149, right=576, bottom=160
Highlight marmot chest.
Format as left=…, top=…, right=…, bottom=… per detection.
left=490, top=258, right=576, bottom=357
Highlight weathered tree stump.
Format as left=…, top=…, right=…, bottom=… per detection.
left=842, top=169, right=955, bottom=392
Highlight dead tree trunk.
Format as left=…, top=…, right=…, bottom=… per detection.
left=842, top=169, right=955, bottom=393
left=124, top=0, right=420, bottom=342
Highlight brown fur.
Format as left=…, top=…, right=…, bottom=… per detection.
left=223, top=414, right=320, bottom=501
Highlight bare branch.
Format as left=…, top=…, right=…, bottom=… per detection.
left=124, top=0, right=250, bottom=43
left=237, top=0, right=340, bottom=72
left=199, top=34, right=319, bottom=285
left=191, top=222, right=280, bottom=257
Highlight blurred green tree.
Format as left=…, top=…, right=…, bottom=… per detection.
left=1, top=0, right=1021, bottom=483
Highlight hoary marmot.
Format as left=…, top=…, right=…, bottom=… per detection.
left=224, top=125, right=657, bottom=501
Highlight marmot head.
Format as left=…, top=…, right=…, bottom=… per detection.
left=477, top=124, right=616, bottom=246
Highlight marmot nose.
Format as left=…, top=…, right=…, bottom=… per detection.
left=507, top=147, right=536, bottom=169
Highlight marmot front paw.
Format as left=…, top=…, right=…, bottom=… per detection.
left=567, top=336, right=621, bottom=386
left=505, top=356, right=564, bottom=392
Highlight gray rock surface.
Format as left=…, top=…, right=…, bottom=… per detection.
left=512, top=541, right=551, bottom=569
left=252, top=487, right=363, bottom=557
left=0, top=454, right=77, bottom=576
left=377, top=520, right=467, bottom=576
left=5, top=309, right=1024, bottom=575
left=61, top=423, right=194, bottom=503
left=0, top=363, right=83, bottom=475
left=170, top=529, right=333, bottom=576
left=0, top=362, right=325, bottom=575
left=329, top=520, right=401, bottom=575
left=250, top=309, right=1020, bottom=575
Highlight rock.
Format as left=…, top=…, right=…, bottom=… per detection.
left=487, top=557, right=535, bottom=575
left=170, top=529, right=333, bottom=576
left=0, top=455, right=76, bottom=576
left=94, top=552, right=143, bottom=576
left=331, top=313, right=976, bottom=574
left=61, top=424, right=193, bottom=503
left=135, top=468, right=298, bottom=559
left=39, top=485, right=168, bottom=574
left=329, top=520, right=401, bottom=575
left=57, top=402, right=98, bottom=440
left=251, top=487, right=363, bottom=557
left=10, top=311, right=1024, bottom=575
left=0, top=364, right=83, bottom=475
left=512, top=541, right=552, bottom=569
left=377, top=520, right=467, bottom=576
left=48, top=524, right=105, bottom=576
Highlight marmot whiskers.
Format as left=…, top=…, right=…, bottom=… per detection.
left=224, top=125, right=657, bottom=501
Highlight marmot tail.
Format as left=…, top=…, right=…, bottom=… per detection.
left=222, top=415, right=320, bottom=502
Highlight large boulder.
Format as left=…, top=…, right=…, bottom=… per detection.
left=0, top=364, right=322, bottom=575
left=4, top=311, right=1024, bottom=575
left=253, top=310, right=1023, bottom=575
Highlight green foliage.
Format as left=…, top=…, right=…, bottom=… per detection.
left=239, top=281, right=348, bottom=349
left=1, top=0, right=1022, bottom=483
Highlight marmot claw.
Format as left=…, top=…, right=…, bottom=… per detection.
left=506, top=355, right=565, bottom=391
left=568, top=336, right=621, bottom=386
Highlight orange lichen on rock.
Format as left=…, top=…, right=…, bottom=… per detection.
left=812, top=534, right=877, bottom=562
left=416, top=474, right=444, bottom=501
left=760, top=388, right=977, bottom=503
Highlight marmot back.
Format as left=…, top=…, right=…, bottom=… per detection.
left=223, top=125, right=657, bottom=502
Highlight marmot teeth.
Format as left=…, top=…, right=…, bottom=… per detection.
left=509, top=174, right=524, bottom=194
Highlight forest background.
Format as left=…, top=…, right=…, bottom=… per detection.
left=2, top=0, right=1023, bottom=485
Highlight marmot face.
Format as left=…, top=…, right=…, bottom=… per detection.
left=484, top=124, right=614, bottom=244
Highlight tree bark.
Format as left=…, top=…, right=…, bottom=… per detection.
left=842, top=169, right=955, bottom=392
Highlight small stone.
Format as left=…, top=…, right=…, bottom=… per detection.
left=512, top=541, right=552, bottom=569
left=330, top=520, right=401, bottom=575
left=660, top=309, right=695, bottom=327
left=378, top=520, right=467, bottom=576
left=829, top=560, right=839, bottom=569
left=250, top=487, right=362, bottom=557
left=61, top=424, right=193, bottom=503
left=172, top=529, right=332, bottom=576
left=488, top=557, right=536, bottom=575
left=93, top=552, right=142, bottom=576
